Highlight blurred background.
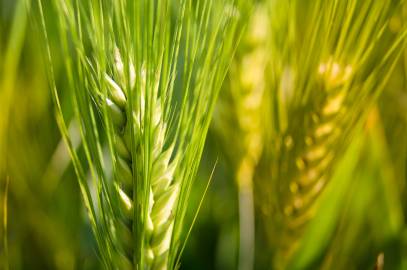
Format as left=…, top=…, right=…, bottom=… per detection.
left=1, top=0, right=407, bottom=269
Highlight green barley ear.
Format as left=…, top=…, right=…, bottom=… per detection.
left=37, top=0, right=246, bottom=269
left=255, top=0, right=407, bottom=268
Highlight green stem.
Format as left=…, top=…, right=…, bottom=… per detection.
left=237, top=159, right=255, bottom=270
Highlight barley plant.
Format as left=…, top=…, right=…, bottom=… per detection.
left=255, top=0, right=407, bottom=268
left=213, top=4, right=268, bottom=270
left=37, top=0, right=245, bottom=269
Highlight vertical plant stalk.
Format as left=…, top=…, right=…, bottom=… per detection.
left=1, top=177, right=9, bottom=270
left=0, top=0, right=30, bottom=163
left=0, top=0, right=29, bottom=167
left=236, top=159, right=255, bottom=270
left=0, top=0, right=30, bottom=268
